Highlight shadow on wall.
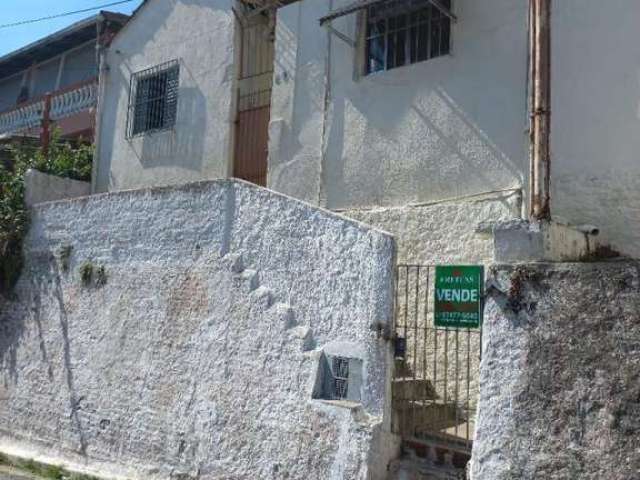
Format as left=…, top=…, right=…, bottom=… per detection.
left=97, top=0, right=224, bottom=190
left=1, top=252, right=88, bottom=454
left=313, top=0, right=528, bottom=209
left=268, top=5, right=328, bottom=201
left=0, top=293, right=25, bottom=384
left=140, top=85, right=207, bottom=170
left=324, top=79, right=525, bottom=209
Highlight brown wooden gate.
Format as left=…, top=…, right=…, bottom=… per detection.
left=234, top=91, right=271, bottom=186
left=234, top=12, right=274, bottom=187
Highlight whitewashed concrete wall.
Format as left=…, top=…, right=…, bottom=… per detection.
left=0, top=180, right=397, bottom=480
left=343, top=189, right=522, bottom=265
left=269, top=0, right=529, bottom=210
left=551, top=1, right=640, bottom=259
left=94, top=0, right=237, bottom=193
left=472, top=262, right=640, bottom=479
left=269, top=0, right=640, bottom=259
left=24, top=169, right=90, bottom=207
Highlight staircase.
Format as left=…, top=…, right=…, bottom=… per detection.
left=391, top=358, right=471, bottom=480
left=388, top=454, right=469, bottom=480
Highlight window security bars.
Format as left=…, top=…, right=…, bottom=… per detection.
left=332, top=356, right=350, bottom=400
left=366, top=0, right=451, bottom=74
left=127, top=60, right=180, bottom=138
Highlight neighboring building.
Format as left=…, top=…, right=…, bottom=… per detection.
left=94, top=0, right=640, bottom=262
left=94, top=0, right=291, bottom=192
left=0, top=11, right=128, bottom=143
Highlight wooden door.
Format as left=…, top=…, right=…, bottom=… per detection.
left=234, top=13, right=274, bottom=187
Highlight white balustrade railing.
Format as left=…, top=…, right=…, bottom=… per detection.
left=0, top=100, right=44, bottom=135
left=0, top=80, right=98, bottom=136
left=50, top=82, right=98, bottom=121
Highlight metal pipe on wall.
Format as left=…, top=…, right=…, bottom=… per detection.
left=529, top=0, right=551, bottom=220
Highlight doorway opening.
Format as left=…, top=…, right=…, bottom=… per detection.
left=393, top=264, right=482, bottom=471
left=233, top=8, right=274, bottom=187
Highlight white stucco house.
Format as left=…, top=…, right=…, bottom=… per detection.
left=94, top=0, right=640, bottom=261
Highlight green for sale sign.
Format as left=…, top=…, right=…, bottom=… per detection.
left=434, top=265, right=484, bottom=329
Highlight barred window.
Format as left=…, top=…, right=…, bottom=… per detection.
left=332, top=356, right=350, bottom=400
left=365, top=0, right=451, bottom=75
left=127, top=60, right=179, bottom=138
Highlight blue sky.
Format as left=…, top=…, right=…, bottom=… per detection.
left=0, top=0, right=144, bottom=57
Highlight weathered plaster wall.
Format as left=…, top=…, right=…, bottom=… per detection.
left=94, top=0, right=237, bottom=193
left=0, top=180, right=397, bottom=480
left=472, top=261, right=640, bottom=480
left=343, top=189, right=522, bottom=265
left=24, top=169, right=90, bottom=207
left=269, top=0, right=528, bottom=210
left=551, top=1, right=640, bottom=259
left=269, top=0, right=640, bottom=259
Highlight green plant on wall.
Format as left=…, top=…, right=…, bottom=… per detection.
left=57, top=244, right=73, bottom=273
left=95, top=265, right=107, bottom=286
left=79, top=262, right=94, bottom=286
left=79, top=261, right=107, bottom=288
left=0, top=131, right=93, bottom=294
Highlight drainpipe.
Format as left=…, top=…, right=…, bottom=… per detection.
left=92, top=13, right=107, bottom=193
left=529, top=0, right=551, bottom=221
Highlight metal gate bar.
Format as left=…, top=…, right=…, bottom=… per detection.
left=392, top=264, right=482, bottom=453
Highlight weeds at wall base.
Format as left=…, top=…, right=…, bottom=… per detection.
left=0, top=451, right=102, bottom=480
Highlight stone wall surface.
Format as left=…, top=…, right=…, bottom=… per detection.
left=471, top=261, right=640, bottom=480
left=0, top=180, right=397, bottom=480
left=343, top=190, right=521, bottom=265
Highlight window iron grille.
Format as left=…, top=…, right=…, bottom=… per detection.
left=332, top=356, right=350, bottom=400
left=127, top=60, right=180, bottom=138
left=366, top=0, right=451, bottom=75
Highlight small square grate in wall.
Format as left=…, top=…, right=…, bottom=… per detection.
left=332, top=356, right=350, bottom=400
left=312, top=353, right=362, bottom=403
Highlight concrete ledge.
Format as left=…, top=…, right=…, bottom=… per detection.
left=484, top=220, right=604, bottom=262
left=24, top=169, right=91, bottom=207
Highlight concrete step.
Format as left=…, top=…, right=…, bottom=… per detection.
left=388, top=457, right=467, bottom=480
left=395, top=358, right=414, bottom=378
left=393, top=400, right=472, bottom=443
left=392, top=378, right=437, bottom=401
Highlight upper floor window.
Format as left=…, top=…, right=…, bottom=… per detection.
left=365, top=0, right=451, bottom=75
left=127, top=60, right=180, bottom=138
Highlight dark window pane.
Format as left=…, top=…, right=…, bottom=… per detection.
left=365, top=0, right=450, bottom=75
left=129, top=62, right=179, bottom=137
left=367, top=36, right=385, bottom=73
left=417, top=21, right=429, bottom=62
left=440, top=17, right=451, bottom=56
left=368, top=18, right=386, bottom=37
left=386, top=31, right=396, bottom=69
left=388, top=15, right=397, bottom=31
left=395, top=29, right=406, bottom=68
left=410, top=25, right=418, bottom=63
left=430, top=21, right=441, bottom=58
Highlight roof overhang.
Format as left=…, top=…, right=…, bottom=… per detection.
left=319, top=0, right=457, bottom=27
left=0, top=11, right=128, bottom=80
